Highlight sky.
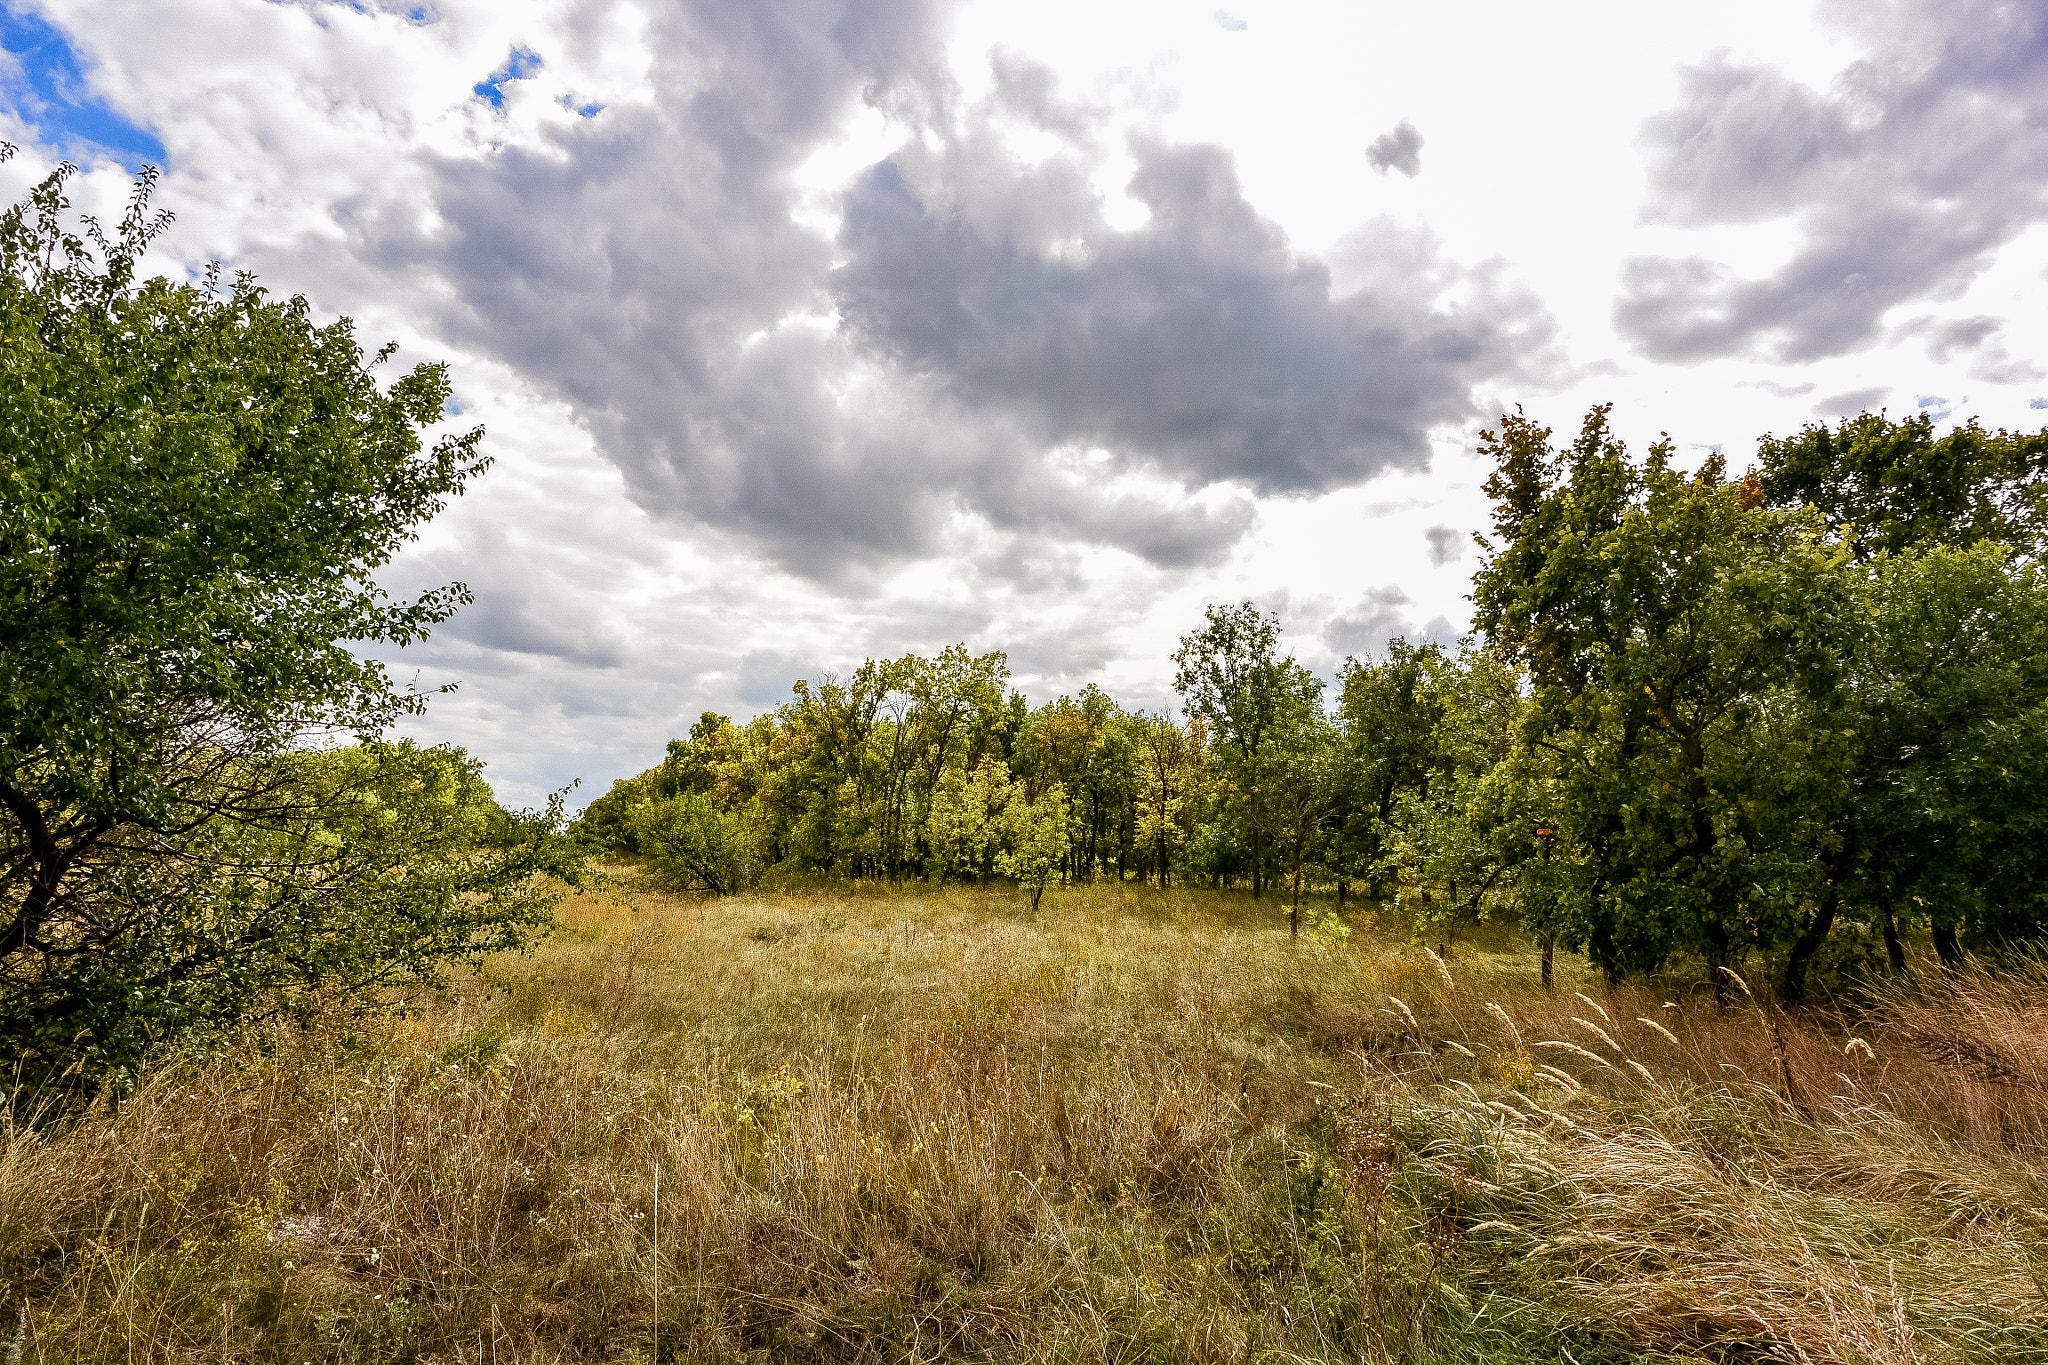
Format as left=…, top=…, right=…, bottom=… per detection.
left=4, top=0, right=2046, bottom=809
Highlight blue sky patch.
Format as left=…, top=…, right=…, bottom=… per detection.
left=473, top=47, right=541, bottom=110
left=0, top=5, right=165, bottom=170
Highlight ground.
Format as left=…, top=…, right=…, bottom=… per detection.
left=5, top=869, right=2046, bottom=1362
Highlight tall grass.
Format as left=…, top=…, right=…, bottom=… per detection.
left=3, top=871, right=2045, bottom=1362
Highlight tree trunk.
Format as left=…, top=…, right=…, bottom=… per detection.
left=1540, top=935, right=1554, bottom=991
left=1252, top=827, right=1263, bottom=899
left=1290, top=848, right=1304, bottom=938
left=1337, top=877, right=1346, bottom=910
left=1781, top=886, right=1839, bottom=1008
left=1589, top=907, right=1621, bottom=987
left=1706, top=915, right=1732, bottom=1008
left=1881, top=901, right=1905, bottom=972
left=1932, top=918, right=1962, bottom=969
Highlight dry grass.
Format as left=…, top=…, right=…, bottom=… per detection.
left=3, top=870, right=2046, bottom=1363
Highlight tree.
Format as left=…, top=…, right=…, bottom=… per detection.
left=1132, top=714, right=1203, bottom=888
left=1752, top=411, right=2048, bottom=989
left=1791, top=542, right=2048, bottom=992
left=1173, top=603, right=1321, bottom=898
left=1391, top=646, right=1531, bottom=959
left=999, top=781, right=1069, bottom=912
left=1758, top=410, right=2048, bottom=562
left=1473, top=407, right=1855, bottom=992
left=0, top=157, right=563, bottom=1086
left=778, top=663, right=889, bottom=875
left=1261, top=703, right=1337, bottom=936
left=632, top=793, right=761, bottom=895
left=926, top=756, right=1016, bottom=883
left=1332, top=639, right=1445, bottom=900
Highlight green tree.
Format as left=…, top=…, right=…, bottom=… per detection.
left=999, top=780, right=1069, bottom=912
left=1332, top=638, right=1445, bottom=900
left=1791, top=543, right=2048, bottom=991
left=1473, top=407, right=1855, bottom=992
left=778, top=663, right=889, bottom=875
left=631, top=792, right=761, bottom=895
left=1758, top=410, right=2048, bottom=561
left=1261, top=701, right=1337, bottom=935
left=926, top=756, right=1016, bottom=883
left=1132, top=714, right=1203, bottom=888
left=1173, top=603, right=1320, bottom=898
left=1391, top=646, right=1531, bottom=958
left=0, top=159, right=568, bottom=1084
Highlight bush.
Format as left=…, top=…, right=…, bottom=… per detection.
left=632, top=793, right=761, bottom=894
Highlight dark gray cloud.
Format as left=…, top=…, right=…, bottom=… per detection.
left=336, top=0, right=965, bottom=582
left=1909, top=314, right=2001, bottom=364
left=1814, top=386, right=1889, bottom=419
left=1619, top=1, right=2048, bottom=363
left=835, top=136, right=1549, bottom=497
left=1366, top=121, right=1422, bottom=177
left=1895, top=313, right=2044, bottom=383
left=305, top=8, right=1548, bottom=583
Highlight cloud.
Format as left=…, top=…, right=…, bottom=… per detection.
left=1738, top=377, right=1815, bottom=398
left=1619, top=1, right=2048, bottom=364
left=1423, top=524, right=1461, bottom=567
left=361, top=16, right=1552, bottom=584
left=11, top=0, right=1547, bottom=805
left=1895, top=312, right=2045, bottom=383
left=835, top=136, right=1552, bottom=500
left=1212, top=10, right=1247, bottom=33
left=1907, top=314, right=2001, bottom=364
left=412, top=521, right=629, bottom=670
left=988, top=47, right=1096, bottom=139
left=1366, top=120, right=1421, bottom=177
left=1323, top=586, right=1414, bottom=660
left=335, top=0, right=961, bottom=584
left=1814, top=386, right=1888, bottom=419
left=736, top=649, right=814, bottom=708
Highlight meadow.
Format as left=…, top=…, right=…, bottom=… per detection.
left=5, top=868, right=2046, bottom=1364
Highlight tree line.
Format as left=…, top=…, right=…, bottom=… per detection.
left=9, top=154, right=2047, bottom=1096
left=580, top=404, right=2048, bottom=1005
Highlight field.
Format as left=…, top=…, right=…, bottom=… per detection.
left=5, top=870, right=2048, bottom=1364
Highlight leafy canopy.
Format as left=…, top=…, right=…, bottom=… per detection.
left=0, top=155, right=566, bottom=1086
